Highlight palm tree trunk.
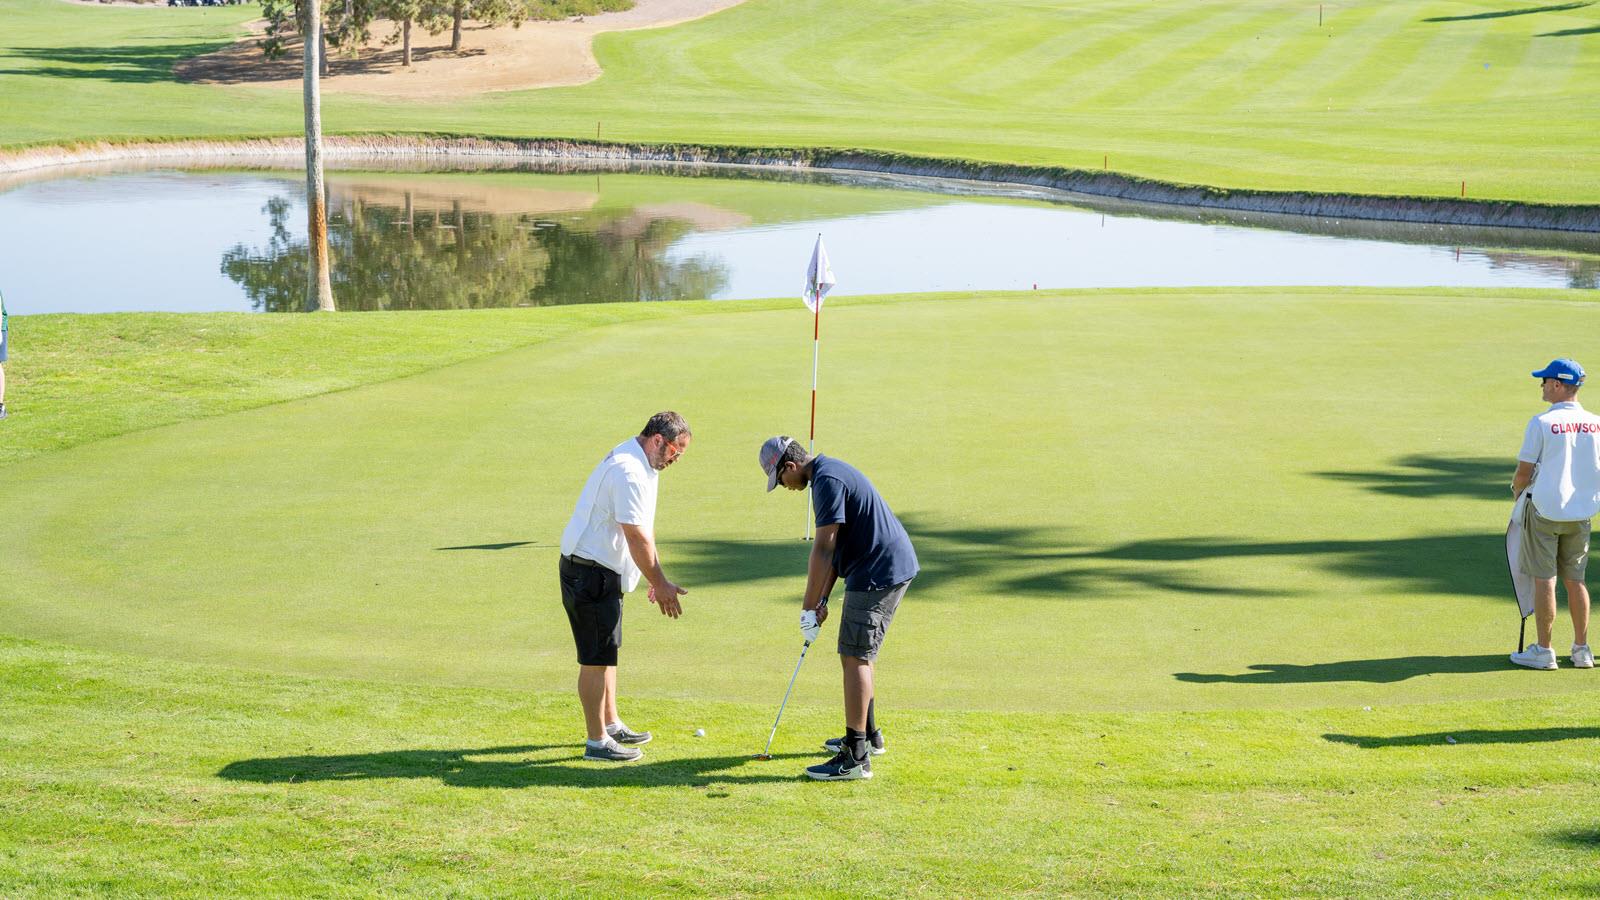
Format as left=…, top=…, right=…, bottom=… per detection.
left=303, top=0, right=336, bottom=313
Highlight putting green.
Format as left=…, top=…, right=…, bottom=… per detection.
left=3, top=0, right=1599, bottom=202
left=2, top=288, right=1596, bottom=713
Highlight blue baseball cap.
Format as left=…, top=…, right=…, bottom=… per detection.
left=1533, top=358, right=1586, bottom=386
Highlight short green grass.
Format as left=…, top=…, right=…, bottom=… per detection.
left=6, top=289, right=1600, bottom=893
left=5, top=629, right=1600, bottom=895
left=3, top=0, right=1599, bottom=202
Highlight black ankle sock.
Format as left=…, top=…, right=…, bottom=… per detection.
left=845, top=727, right=869, bottom=761
left=865, top=699, right=876, bottom=735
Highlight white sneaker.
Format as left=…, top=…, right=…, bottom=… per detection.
left=1572, top=645, right=1594, bottom=669
left=1511, top=644, right=1558, bottom=670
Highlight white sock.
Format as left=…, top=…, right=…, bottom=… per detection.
left=586, top=737, right=613, bottom=749
left=605, top=720, right=626, bottom=735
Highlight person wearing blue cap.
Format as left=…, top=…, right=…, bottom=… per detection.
left=1510, top=359, right=1600, bottom=670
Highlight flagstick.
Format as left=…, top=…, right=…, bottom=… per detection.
left=804, top=292, right=820, bottom=540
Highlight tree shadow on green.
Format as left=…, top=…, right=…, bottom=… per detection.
left=664, top=537, right=813, bottom=592
left=1090, top=532, right=1507, bottom=601
left=217, top=744, right=809, bottom=788
left=0, top=43, right=222, bottom=83
left=1313, top=454, right=1508, bottom=501
left=1539, top=23, right=1600, bottom=34
left=1552, top=828, right=1600, bottom=848
left=1423, top=1, right=1591, bottom=22
left=436, top=541, right=538, bottom=551
left=1175, top=654, right=1509, bottom=685
left=666, top=521, right=1507, bottom=603
left=1324, top=727, right=1600, bottom=748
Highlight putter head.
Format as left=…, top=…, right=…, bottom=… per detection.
left=754, top=753, right=773, bottom=760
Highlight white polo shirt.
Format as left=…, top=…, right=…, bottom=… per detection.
left=560, top=437, right=657, bottom=592
left=1518, top=400, right=1600, bottom=521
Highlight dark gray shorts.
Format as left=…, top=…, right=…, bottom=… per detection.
left=838, top=580, right=909, bottom=660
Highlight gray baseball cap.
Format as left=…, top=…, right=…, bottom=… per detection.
left=759, top=435, right=797, bottom=492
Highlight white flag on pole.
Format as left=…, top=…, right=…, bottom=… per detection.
left=804, top=234, right=836, bottom=313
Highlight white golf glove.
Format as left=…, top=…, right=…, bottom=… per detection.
left=799, top=609, right=821, bottom=644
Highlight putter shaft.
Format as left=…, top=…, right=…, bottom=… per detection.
left=759, top=639, right=811, bottom=758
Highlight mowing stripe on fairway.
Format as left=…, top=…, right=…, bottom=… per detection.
left=3, top=0, right=1599, bottom=202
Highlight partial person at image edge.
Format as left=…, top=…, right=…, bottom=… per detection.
left=557, top=412, right=692, bottom=762
left=1510, top=358, right=1600, bottom=671
left=0, top=288, right=9, bottom=420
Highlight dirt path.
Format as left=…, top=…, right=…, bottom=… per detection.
left=174, top=0, right=747, bottom=97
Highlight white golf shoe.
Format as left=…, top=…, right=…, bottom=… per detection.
left=1572, top=645, right=1594, bottom=669
left=1511, top=643, right=1558, bottom=670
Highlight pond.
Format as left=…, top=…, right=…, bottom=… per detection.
left=1, top=160, right=1595, bottom=314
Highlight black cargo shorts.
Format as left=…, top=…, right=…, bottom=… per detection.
left=838, top=580, right=909, bottom=660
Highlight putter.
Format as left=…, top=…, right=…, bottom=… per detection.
left=755, top=639, right=812, bottom=760
left=756, top=598, right=828, bottom=760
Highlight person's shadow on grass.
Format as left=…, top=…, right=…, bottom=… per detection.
left=217, top=744, right=809, bottom=788
left=1174, top=654, right=1510, bottom=684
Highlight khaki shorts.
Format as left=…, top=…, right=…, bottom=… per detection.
left=838, top=580, right=909, bottom=661
left=1519, top=505, right=1591, bottom=581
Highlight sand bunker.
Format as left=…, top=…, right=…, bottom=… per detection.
left=174, top=0, right=746, bottom=97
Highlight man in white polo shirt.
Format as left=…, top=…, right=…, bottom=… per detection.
left=559, top=411, right=691, bottom=761
left=1510, top=359, right=1600, bottom=670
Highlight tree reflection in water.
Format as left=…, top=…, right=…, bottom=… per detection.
left=221, top=186, right=730, bottom=312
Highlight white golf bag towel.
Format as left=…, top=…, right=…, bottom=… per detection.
left=1507, top=491, right=1536, bottom=619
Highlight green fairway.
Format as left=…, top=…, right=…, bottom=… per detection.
left=6, top=634, right=1600, bottom=895
left=3, top=0, right=1599, bottom=203
left=3, top=288, right=1597, bottom=714
left=6, top=289, right=1600, bottom=892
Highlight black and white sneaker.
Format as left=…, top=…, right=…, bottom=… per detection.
left=0, top=402, right=8, bottom=420
left=823, top=730, right=885, bottom=756
left=607, top=724, right=653, bottom=745
left=583, top=739, right=643, bottom=763
left=805, top=750, right=872, bottom=781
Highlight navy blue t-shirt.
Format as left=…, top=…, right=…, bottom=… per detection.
left=810, top=455, right=919, bottom=592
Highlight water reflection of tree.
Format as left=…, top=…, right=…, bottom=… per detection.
left=1476, top=250, right=1600, bottom=290
left=221, top=191, right=729, bottom=312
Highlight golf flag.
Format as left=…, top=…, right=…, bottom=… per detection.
left=800, top=234, right=835, bottom=539
left=804, top=235, right=835, bottom=313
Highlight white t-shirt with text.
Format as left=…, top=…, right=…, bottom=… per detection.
left=560, top=437, right=658, bottom=592
left=1518, top=400, right=1600, bottom=521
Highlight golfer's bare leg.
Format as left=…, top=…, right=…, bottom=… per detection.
left=1535, top=577, right=1558, bottom=647
left=1565, top=578, right=1591, bottom=646
left=578, top=665, right=610, bottom=741
left=842, top=656, right=873, bottom=732
left=0, top=363, right=7, bottom=403
left=603, top=666, right=620, bottom=727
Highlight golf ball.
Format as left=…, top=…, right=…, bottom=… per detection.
left=694, top=728, right=706, bottom=737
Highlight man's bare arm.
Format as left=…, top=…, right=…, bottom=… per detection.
left=620, top=523, right=686, bottom=618
left=805, top=524, right=840, bottom=622
left=1512, top=461, right=1536, bottom=499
